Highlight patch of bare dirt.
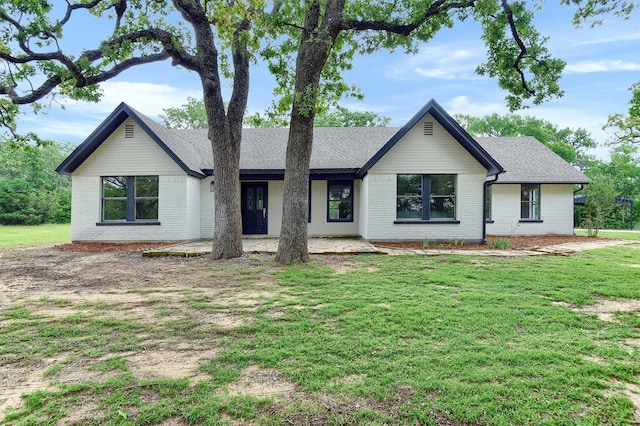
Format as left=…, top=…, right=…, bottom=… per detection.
left=225, top=365, right=296, bottom=399
left=606, top=380, right=640, bottom=422
left=125, top=348, right=218, bottom=380
left=0, top=245, right=281, bottom=416
left=0, top=364, right=50, bottom=415
left=573, top=297, right=640, bottom=323
left=373, top=234, right=610, bottom=250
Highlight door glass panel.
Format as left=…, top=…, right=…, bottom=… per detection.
left=247, top=187, right=254, bottom=210
left=256, top=187, right=264, bottom=210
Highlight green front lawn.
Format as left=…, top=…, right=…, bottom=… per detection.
left=3, top=242, right=640, bottom=424
left=575, top=229, right=640, bottom=240
left=0, top=223, right=70, bottom=248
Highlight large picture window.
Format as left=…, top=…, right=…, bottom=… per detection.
left=327, top=181, right=353, bottom=222
left=397, top=174, right=456, bottom=221
left=102, top=176, right=159, bottom=222
left=520, top=184, right=540, bottom=220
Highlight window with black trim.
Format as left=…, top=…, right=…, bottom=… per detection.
left=396, top=174, right=456, bottom=220
left=102, top=176, right=159, bottom=222
left=520, top=184, right=540, bottom=220
left=327, top=181, right=353, bottom=222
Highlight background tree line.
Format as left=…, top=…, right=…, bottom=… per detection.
left=0, top=139, right=73, bottom=225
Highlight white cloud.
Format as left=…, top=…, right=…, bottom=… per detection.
left=385, top=44, right=483, bottom=81
left=444, top=96, right=508, bottom=117
left=565, top=60, right=640, bottom=73
left=20, top=114, right=99, bottom=140
left=16, top=81, right=203, bottom=143
left=575, top=32, right=640, bottom=46
left=440, top=96, right=612, bottom=158
left=64, top=81, right=202, bottom=117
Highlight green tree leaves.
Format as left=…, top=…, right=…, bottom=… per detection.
left=455, top=113, right=597, bottom=167
left=159, top=97, right=209, bottom=129
left=0, top=139, right=72, bottom=225
left=605, top=81, right=640, bottom=147
left=314, top=106, right=390, bottom=127
left=476, top=1, right=565, bottom=111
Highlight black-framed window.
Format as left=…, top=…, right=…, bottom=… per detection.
left=485, top=185, right=492, bottom=221
left=102, top=176, right=159, bottom=222
left=521, top=184, right=540, bottom=220
left=397, top=174, right=456, bottom=220
left=327, top=181, right=353, bottom=222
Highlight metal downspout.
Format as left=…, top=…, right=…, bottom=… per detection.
left=483, top=174, right=500, bottom=242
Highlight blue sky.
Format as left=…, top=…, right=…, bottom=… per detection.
left=16, top=3, right=640, bottom=159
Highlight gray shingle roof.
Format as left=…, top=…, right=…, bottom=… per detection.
left=57, top=102, right=591, bottom=186
left=476, top=137, right=591, bottom=184
left=173, top=127, right=401, bottom=171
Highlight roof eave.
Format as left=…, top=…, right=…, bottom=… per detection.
left=56, top=102, right=204, bottom=178
left=56, top=104, right=130, bottom=175
left=493, top=179, right=592, bottom=185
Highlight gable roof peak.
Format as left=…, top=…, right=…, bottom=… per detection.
left=356, top=99, right=504, bottom=178
left=56, top=102, right=204, bottom=177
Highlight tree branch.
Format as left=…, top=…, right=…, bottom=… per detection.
left=501, top=0, right=535, bottom=97
left=341, top=0, right=476, bottom=35
left=0, top=51, right=170, bottom=105
left=227, top=17, right=251, bottom=135
left=60, top=0, right=104, bottom=26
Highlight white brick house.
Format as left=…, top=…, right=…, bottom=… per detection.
left=57, top=100, right=590, bottom=242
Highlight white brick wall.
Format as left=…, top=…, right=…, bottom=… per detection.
left=70, top=175, right=196, bottom=241
left=308, top=180, right=360, bottom=237
left=358, top=177, right=369, bottom=239
left=200, top=177, right=215, bottom=239
left=487, top=184, right=576, bottom=236
left=184, top=176, right=201, bottom=240
left=267, top=180, right=283, bottom=236
left=70, top=120, right=197, bottom=241
left=362, top=115, right=487, bottom=242
left=362, top=173, right=485, bottom=242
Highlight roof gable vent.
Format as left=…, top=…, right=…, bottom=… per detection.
left=124, top=124, right=134, bottom=138
left=423, top=121, right=434, bottom=136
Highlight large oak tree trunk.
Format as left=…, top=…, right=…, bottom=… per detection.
left=276, top=110, right=314, bottom=263
left=275, top=0, right=344, bottom=264
left=209, top=119, right=243, bottom=259
left=182, top=0, right=249, bottom=260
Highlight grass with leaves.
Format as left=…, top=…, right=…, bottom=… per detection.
left=3, top=244, right=640, bottom=425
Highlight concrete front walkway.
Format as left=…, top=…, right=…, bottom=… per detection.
left=143, top=237, right=380, bottom=257
left=143, top=237, right=637, bottom=257
left=376, top=237, right=637, bottom=256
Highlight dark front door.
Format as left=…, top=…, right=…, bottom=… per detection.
left=241, top=183, right=268, bottom=234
